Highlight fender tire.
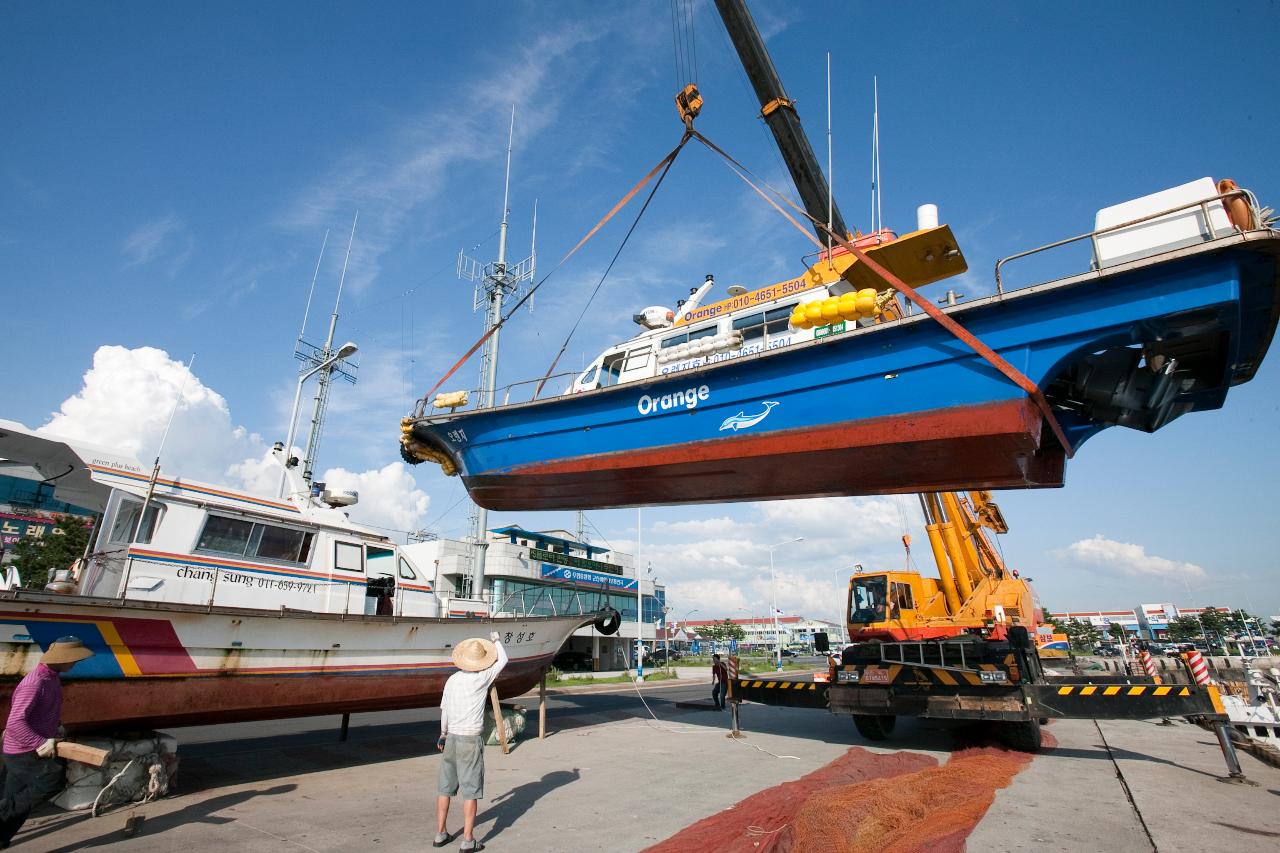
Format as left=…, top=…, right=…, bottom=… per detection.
left=594, top=607, right=622, bottom=636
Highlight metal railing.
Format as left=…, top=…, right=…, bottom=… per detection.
left=880, top=639, right=982, bottom=674
left=425, top=371, right=579, bottom=415
left=993, top=188, right=1265, bottom=295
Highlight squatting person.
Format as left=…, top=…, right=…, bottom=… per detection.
left=435, top=631, right=507, bottom=852
left=0, top=636, right=95, bottom=847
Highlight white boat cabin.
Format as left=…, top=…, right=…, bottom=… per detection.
left=0, top=422, right=467, bottom=618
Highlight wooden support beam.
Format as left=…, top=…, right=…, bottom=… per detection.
left=489, top=685, right=509, bottom=755
left=56, top=741, right=109, bottom=767
left=539, top=667, right=547, bottom=740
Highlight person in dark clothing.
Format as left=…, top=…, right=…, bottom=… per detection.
left=0, top=637, right=94, bottom=848
left=711, top=653, right=728, bottom=710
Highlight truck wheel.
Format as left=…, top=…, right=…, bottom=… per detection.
left=999, top=719, right=1042, bottom=752
left=853, top=714, right=897, bottom=741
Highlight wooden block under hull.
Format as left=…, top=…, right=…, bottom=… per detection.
left=466, top=398, right=1066, bottom=511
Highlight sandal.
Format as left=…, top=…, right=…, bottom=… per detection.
left=433, top=830, right=457, bottom=848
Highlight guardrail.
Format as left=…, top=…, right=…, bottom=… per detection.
left=993, top=188, right=1264, bottom=295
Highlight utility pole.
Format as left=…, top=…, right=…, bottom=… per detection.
left=456, top=107, right=536, bottom=609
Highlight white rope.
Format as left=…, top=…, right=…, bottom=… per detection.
left=91, top=758, right=135, bottom=817
left=626, top=678, right=800, bottom=759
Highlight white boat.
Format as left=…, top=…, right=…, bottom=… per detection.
left=0, top=419, right=616, bottom=731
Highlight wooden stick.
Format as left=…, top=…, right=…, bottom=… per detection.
left=56, top=741, right=109, bottom=767
left=539, top=668, right=547, bottom=740
left=489, top=686, right=509, bottom=755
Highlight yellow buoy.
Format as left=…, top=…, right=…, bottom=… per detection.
left=856, top=294, right=877, bottom=315
left=821, top=299, right=841, bottom=322
left=805, top=303, right=824, bottom=324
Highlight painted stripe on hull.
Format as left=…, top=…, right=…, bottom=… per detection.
left=465, top=398, right=1064, bottom=510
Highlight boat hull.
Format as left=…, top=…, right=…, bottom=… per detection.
left=0, top=592, right=592, bottom=731
left=411, top=237, right=1280, bottom=510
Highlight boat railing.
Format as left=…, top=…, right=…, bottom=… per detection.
left=993, top=187, right=1265, bottom=295
left=425, top=371, right=579, bottom=414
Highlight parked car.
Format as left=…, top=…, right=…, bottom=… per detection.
left=779, top=648, right=799, bottom=658
left=1096, top=644, right=1121, bottom=657
left=553, top=650, right=593, bottom=672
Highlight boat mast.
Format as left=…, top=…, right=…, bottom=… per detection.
left=297, top=214, right=360, bottom=488
left=456, top=106, right=535, bottom=608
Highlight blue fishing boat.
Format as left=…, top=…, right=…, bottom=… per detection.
left=401, top=177, right=1279, bottom=511
left=400, top=2, right=1279, bottom=511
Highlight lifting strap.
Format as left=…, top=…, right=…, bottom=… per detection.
left=411, top=133, right=693, bottom=418
left=690, top=130, right=1075, bottom=458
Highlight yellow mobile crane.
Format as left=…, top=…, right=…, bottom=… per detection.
left=846, top=491, right=1040, bottom=644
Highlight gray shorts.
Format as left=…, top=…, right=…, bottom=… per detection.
left=437, top=734, right=485, bottom=800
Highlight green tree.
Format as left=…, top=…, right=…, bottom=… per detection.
left=1061, top=618, right=1100, bottom=652
left=719, top=619, right=746, bottom=642
left=6, top=516, right=93, bottom=589
left=1198, top=608, right=1229, bottom=638
left=1166, top=615, right=1205, bottom=643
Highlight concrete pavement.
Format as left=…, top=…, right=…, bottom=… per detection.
left=13, top=681, right=1280, bottom=852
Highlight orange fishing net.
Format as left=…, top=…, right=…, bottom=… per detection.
left=642, top=730, right=1055, bottom=853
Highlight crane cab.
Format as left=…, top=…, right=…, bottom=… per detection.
left=847, top=570, right=958, bottom=642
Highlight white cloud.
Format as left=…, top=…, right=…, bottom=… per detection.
left=321, top=462, right=430, bottom=533
left=38, top=346, right=431, bottom=534
left=651, top=516, right=742, bottom=537
left=1062, top=535, right=1206, bottom=580
left=122, top=215, right=191, bottom=270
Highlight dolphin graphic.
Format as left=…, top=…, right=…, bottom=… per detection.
left=719, top=401, right=779, bottom=432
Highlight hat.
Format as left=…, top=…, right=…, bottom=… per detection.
left=42, top=637, right=95, bottom=666
left=451, top=637, right=498, bottom=673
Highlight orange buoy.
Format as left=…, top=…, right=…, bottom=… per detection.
left=1217, top=178, right=1255, bottom=230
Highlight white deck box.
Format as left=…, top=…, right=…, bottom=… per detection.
left=1093, top=177, right=1233, bottom=268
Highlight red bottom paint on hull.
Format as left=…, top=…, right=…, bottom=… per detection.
left=467, top=398, right=1065, bottom=511
left=1, top=656, right=552, bottom=733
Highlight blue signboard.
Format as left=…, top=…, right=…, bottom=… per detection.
left=691, top=640, right=701, bottom=655
left=540, top=564, right=638, bottom=591
left=729, top=639, right=738, bottom=653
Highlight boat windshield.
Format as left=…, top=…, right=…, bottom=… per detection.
left=849, top=575, right=888, bottom=624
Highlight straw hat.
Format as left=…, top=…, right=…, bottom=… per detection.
left=42, top=637, right=95, bottom=666
left=451, top=637, right=498, bottom=672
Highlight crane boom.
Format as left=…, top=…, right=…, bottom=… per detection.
left=713, top=0, right=850, bottom=244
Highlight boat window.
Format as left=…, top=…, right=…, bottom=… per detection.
left=662, top=325, right=717, bottom=348
left=849, top=575, right=887, bottom=624
left=623, top=346, right=651, bottom=373
left=600, top=352, right=626, bottom=387
left=256, top=526, right=313, bottom=563
left=397, top=557, right=418, bottom=580
left=765, top=304, right=796, bottom=337
left=732, top=312, right=765, bottom=342
left=367, top=545, right=395, bottom=577
left=334, top=541, right=364, bottom=573
left=579, top=365, right=598, bottom=387
left=196, top=515, right=254, bottom=555
left=196, top=515, right=315, bottom=565
left=108, top=499, right=164, bottom=545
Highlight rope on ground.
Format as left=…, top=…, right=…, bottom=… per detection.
left=625, top=678, right=801, bottom=760
left=90, top=758, right=135, bottom=817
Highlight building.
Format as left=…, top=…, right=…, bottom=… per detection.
left=0, top=470, right=98, bottom=573
left=406, top=525, right=664, bottom=671
left=1056, top=603, right=1230, bottom=641
left=685, top=615, right=848, bottom=650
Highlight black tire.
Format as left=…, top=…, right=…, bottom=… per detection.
left=999, top=719, right=1043, bottom=752
left=853, top=714, right=897, bottom=741
left=593, top=607, right=621, bottom=636
left=399, top=441, right=421, bottom=465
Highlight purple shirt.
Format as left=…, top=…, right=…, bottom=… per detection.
left=3, top=664, right=62, bottom=754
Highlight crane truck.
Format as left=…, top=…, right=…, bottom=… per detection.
left=729, top=489, right=1232, bottom=762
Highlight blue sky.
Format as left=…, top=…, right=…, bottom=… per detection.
left=4, top=1, right=1279, bottom=623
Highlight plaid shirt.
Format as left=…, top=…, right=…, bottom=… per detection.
left=439, top=642, right=508, bottom=736
left=3, top=664, right=62, bottom=754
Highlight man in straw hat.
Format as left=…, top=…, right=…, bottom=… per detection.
left=435, top=630, right=507, bottom=852
left=0, top=636, right=94, bottom=847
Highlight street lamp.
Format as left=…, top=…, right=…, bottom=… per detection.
left=680, top=609, right=700, bottom=657
left=278, top=341, right=358, bottom=497
left=766, top=537, right=804, bottom=671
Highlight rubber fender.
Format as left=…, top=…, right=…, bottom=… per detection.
left=593, top=607, right=622, bottom=636
left=399, top=441, right=421, bottom=465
